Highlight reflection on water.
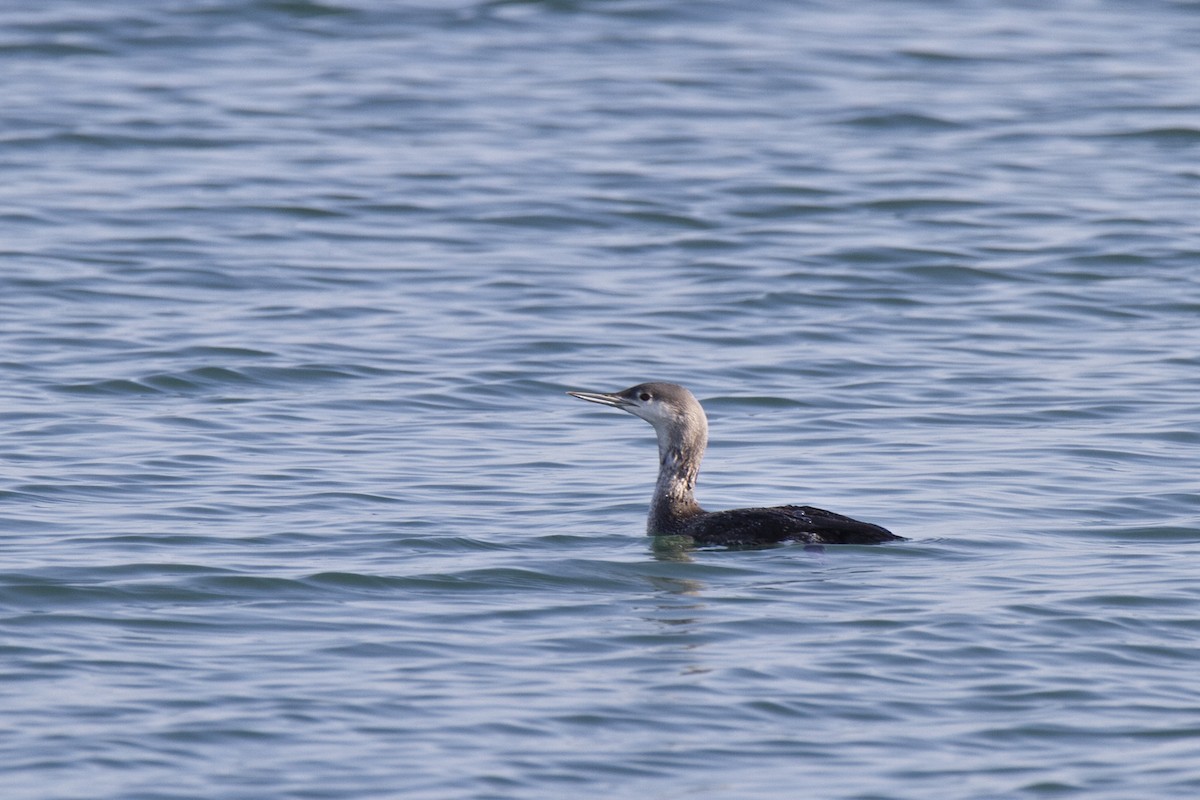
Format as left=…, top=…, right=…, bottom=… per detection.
left=650, top=535, right=698, bottom=563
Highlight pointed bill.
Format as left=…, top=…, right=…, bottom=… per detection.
left=566, top=390, right=631, bottom=409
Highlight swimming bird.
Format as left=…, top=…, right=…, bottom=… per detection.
left=567, top=382, right=901, bottom=546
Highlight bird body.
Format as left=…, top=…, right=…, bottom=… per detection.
left=567, top=382, right=900, bottom=546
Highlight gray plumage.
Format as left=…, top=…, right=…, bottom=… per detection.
left=567, top=382, right=901, bottom=546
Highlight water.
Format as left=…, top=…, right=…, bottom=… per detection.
left=2, top=1, right=1199, bottom=797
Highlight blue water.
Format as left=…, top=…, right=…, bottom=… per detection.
left=2, top=1, right=1199, bottom=798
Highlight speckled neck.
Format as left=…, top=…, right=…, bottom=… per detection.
left=646, top=402, right=708, bottom=535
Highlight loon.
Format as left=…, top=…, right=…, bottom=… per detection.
left=567, top=382, right=901, bottom=547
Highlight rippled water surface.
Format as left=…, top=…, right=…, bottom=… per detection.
left=3, top=1, right=1200, bottom=798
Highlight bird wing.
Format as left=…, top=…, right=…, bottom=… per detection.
left=685, top=505, right=898, bottom=546
left=774, top=505, right=899, bottom=544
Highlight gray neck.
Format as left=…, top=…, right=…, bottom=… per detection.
left=647, top=411, right=707, bottom=535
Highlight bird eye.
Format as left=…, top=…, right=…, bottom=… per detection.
left=639, top=392, right=652, bottom=401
